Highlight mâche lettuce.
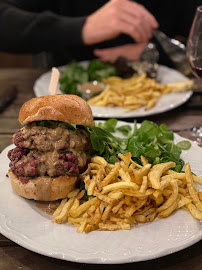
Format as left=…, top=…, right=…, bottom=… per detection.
left=89, top=119, right=191, bottom=172
left=59, top=60, right=117, bottom=96
left=35, top=120, right=77, bottom=131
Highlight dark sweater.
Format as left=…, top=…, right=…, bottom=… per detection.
left=0, top=0, right=200, bottom=66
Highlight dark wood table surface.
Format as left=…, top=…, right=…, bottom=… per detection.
left=0, top=68, right=201, bottom=270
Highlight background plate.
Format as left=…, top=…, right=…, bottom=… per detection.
left=33, top=64, right=193, bottom=118
left=0, top=121, right=201, bottom=264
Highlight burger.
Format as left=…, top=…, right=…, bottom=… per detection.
left=7, top=94, right=94, bottom=201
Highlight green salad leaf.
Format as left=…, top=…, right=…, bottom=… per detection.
left=89, top=119, right=191, bottom=172
left=59, top=59, right=117, bottom=96
left=35, top=120, right=77, bottom=131
left=59, top=62, right=88, bottom=96
left=117, top=125, right=132, bottom=137
left=176, top=140, right=192, bottom=150
left=89, top=126, right=126, bottom=163
left=87, top=59, right=117, bottom=81
left=96, top=118, right=118, bottom=133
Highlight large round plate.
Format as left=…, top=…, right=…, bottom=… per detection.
left=33, top=64, right=193, bottom=118
left=0, top=121, right=201, bottom=264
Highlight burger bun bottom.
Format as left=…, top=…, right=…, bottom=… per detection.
left=8, top=170, right=78, bottom=201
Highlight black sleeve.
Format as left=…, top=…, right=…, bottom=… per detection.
left=0, top=0, right=87, bottom=54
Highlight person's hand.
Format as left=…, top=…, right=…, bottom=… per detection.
left=82, top=0, right=158, bottom=45
left=93, top=43, right=146, bottom=61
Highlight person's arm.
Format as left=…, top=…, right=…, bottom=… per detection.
left=93, top=43, right=147, bottom=61
left=0, top=0, right=159, bottom=55
left=82, top=0, right=158, bottom=45
left=0, top=0, right=86, bottom=54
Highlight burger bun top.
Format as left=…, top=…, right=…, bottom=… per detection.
left=19, top=94, right=94, bottom=127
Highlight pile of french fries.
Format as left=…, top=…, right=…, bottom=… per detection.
left=87, top=73, right=194, bottom=110
left=53, top=153, right=202, bottom=233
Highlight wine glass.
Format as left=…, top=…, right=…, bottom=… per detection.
left=187, top=6, right=202, bottom=78
left=186, top=6, right=202, bottom=146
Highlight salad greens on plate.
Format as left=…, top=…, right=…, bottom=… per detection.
left=89, top=119, right=191, bottom=172
left=59, top=59, right=117, bottom=96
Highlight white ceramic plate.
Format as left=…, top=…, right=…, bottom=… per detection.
left=0, top=121, right=202, bottom=264
left=33, top=64, right=193, bottom=118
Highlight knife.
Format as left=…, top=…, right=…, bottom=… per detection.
left=153, top=29, right=192, bottom=75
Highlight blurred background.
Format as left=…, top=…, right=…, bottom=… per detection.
left=0, top=52, right=31, bottom=67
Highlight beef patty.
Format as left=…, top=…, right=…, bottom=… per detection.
left=8, top=123, right=91, bottom=178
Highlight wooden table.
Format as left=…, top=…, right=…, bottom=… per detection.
left=0, top=68, right=201, bottom=270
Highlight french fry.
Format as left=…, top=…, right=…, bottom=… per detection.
left=99, top=201, right=106, bottom=214
left=198, top=192, right=202, bottom=201
left=77, top=219, right=87, bottom=233
left=53, top=153, right=202, bottom=233
left=76, top=190, right=85, bottom=200
left=147, top=210, right=157, bottom=222
left=91, top=156, right=108, bottom=167
left=84, top=174, right=91, bottom=190
left=112, top=201, right=124, bottom=214
left=130, top=158, right=142, bottom=169
left=87, top=204, right=96, bottom=216
left=148, top=162, right=176, bottom=189
left=90, top=163, right=102, bottom=170
left=87, top=180, right=96, bottom=196
left=157, top=180, right=179, bottom=212
left=69, top=198, right=80, bottom=213
left=68, top=217, right=87, bottom=224
left=101, top=162, right=120, bottom=187
left=134, top=215, right=147, bottom=223
left=98, top=223, right=130, bottom=231
left=124, top=195, right=132, bottom=205
left=185, top=163, right=202, bottom=212
left=96, top=166, right=106, bottom=183
left=193, top=175, right=202, bottom=185
left=101, top=204, right=114, bottom=221
left=133, top=164, right=151, bottom=185
left=53, top=198, right=67, bottom=217
left=185, top=203, right=202, bottom=220
left=166, top=170, right=202, bottom=185
left=145, top=189, right=155, bottom=196
left=145, top=98, right=157, bottom=110
left=178, top=194, right=192, bottom=209
left=89, top=206, right=102, bottom=225
left=162, top=189, right=172, bottom=197
left=70, top=197, right=98, bottom=218
left=142, top=208, right=155, bottom=217
left=139, top=176, right=148, bottom=194
left=158, top=197, right=180, bottom=218
left=118, top=152, right=131, bottom=171
left=54, top=197, right=74, bottom=224
left=94, top=191, right=114, bottom=204
left=119, top=168, right=131, bottom=182
left=68, top=189, right=80, bottom=198
left=88, top=73, right=194, bottom=111
left=108, top=190, right=124, bottom=200
left=102, top=182, right=139, bottom=194
left=151, top=190, right=164, bottom=206
left=141, top=155, right=149, bottom=165
left=178, top=187, right=187, bottom=196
